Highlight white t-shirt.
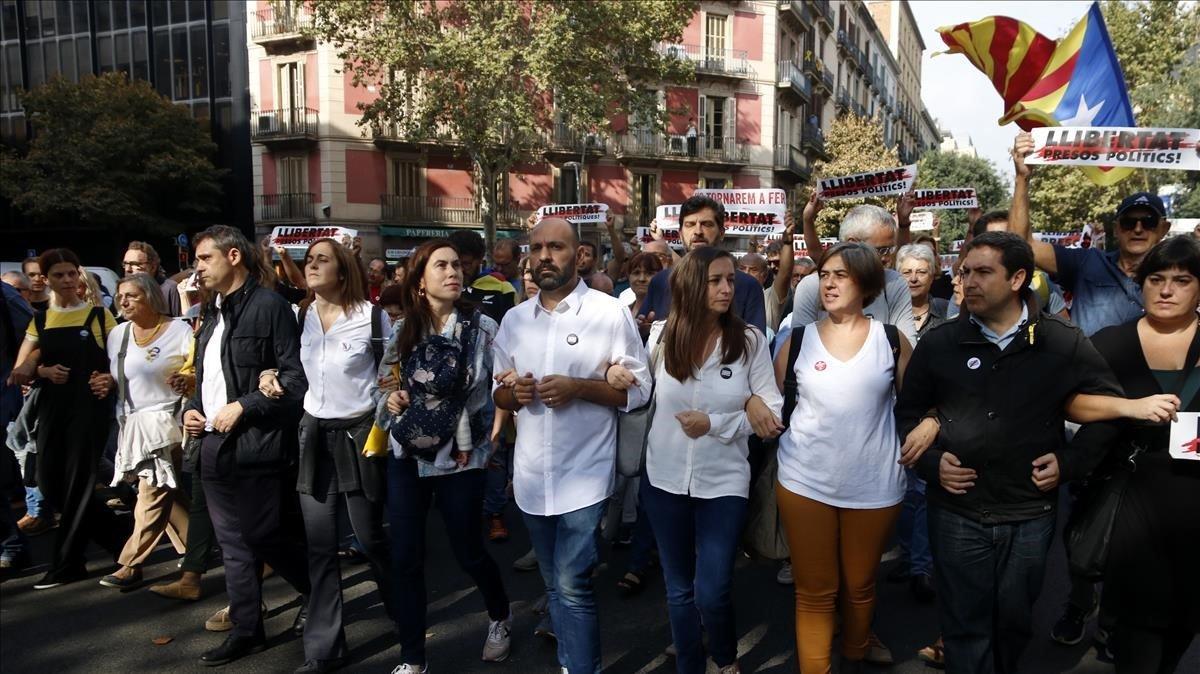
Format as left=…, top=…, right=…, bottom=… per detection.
left=300, top=301, right=391, bottom=419
left=107, top=318, right=192, bottom=416
left=777, top=320, right=905, bottom=509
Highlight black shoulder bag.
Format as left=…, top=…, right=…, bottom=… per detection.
left=1066, top=330, right=1200, bottom=581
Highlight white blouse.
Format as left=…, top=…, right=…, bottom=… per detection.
left=645, top=323, right=783, bottom=499
left=301, top=301, right=391, bottom=420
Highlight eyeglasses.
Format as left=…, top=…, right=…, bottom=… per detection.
left=122, top=260, right=148, bottom=270
left=1118, top=215, right=1159, bottom=231
left=874, top=246, right=895, bottom=257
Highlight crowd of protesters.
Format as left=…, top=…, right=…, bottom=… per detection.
left=1, top=130, right=1198, bottom=674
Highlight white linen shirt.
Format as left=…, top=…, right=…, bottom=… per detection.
left=645, top=323, right=783, bottom=499
left=492, top=279, right=651, bottom=517
left=301, top=301, right=391, bottom=419
left=200, top=298, right=228, bottom=431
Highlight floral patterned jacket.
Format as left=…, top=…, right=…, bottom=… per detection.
left=373, top=309, right=497, bottom=478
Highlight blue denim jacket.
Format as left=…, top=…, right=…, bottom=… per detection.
left=1052, top=247, right=1143, bottom=337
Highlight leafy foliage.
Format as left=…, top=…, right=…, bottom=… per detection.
left=915, top=151, right=1009, bottom=244
left=811, top=113, right=901, bottom=236
left=0, top=73, right=223, bottom=234
left=307, top=0, right=697, bottom=247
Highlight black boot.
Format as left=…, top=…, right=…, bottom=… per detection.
left=291, top=597, right=309, bottom=636
left=199, top=632, right=267, bottom=666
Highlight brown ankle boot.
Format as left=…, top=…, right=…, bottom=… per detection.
left=148, top=571, right=202, bottom=601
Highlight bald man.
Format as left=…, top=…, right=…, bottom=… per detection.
left=641, top=239, right=677, bottom=269
left=492, top=218, right=651, bottom=674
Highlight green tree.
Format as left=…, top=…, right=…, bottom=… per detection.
left=307, top=0, right=696, bottom=249
left=0, top=73, right=223, bottom=235
left=1028, top=164, right=1124, bottom=232
left=811, top=113, right=901, bottom=236
left=914, top=150, right=1009, bottom=245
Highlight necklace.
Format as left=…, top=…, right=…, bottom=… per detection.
left=133, top=318, right=166, bottom=347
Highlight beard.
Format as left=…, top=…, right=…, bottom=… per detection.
left=536, top=259, right=576, bottom=292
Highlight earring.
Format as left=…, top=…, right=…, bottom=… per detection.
left=419, top=288, right=426, bottom=297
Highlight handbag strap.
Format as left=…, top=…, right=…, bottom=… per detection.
left=782, top=325, right=806, bottom=428
left=117, top=322, right=135, bottom=415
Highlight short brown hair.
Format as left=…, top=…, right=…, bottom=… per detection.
left=626, top=251, right=663, bottom=277
left=818, top=242, right=886, bottom=307
left=126, top=241, right=161, bottom=268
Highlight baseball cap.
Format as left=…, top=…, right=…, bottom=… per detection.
left=1115, top=192, right=1166, bottom=219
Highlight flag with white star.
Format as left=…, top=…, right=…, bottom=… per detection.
left=938, top=2, right=1135, bottom=185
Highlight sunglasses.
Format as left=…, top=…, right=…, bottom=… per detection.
left=1118, top=215, right=1159, bottom=231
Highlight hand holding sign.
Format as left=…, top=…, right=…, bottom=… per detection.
left=1012, top=132, right=1034, bottom=177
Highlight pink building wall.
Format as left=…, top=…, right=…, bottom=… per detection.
left=508, top=164, right=553, bottom=210
left=258, top=59, right=273, bottom=108
left=733, top=11, right=763, bottom=61
left=305, top=53, right=319, bottom=110
left=661, top=169, right=698, bottom=204
left=426, top=156, right=474, bottom=198
left=735, top=93, right=761, bottom=145
left=343, top=66, right=379, bottom=115
left=345, top=149, right=383, bottom=204
left=682, top=12, right=701, bottom=46
left=733, top=174, right=761, bottom=189
left=588, top=165, right=628, bottom=214
left=261, top=153, right=276, bottom=194
left=307, top=150, right=322, bottom=201
left=667, top=86, right=698, bottom=134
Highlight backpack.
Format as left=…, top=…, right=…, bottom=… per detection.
left=781, top=322, right=900, bottom=428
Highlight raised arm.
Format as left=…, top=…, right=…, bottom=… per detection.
left=604, top=210, right=626, bottom=280
left=895, top=191, right=914, bottom=248
left=802, top=191, right=824, bottom=267
left=771, top=210, right=796, bottom=306
left=1010, top=132, right=1058, bottom=274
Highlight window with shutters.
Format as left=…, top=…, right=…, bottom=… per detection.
left=704, top=14, right=727, bottom=64
left=630, top=173, right=657, bottom=227
left=391, top=159, right=420, bottom=197
left=278, top=156, right=306, bottom=194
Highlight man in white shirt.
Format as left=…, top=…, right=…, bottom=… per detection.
left=492, top=218, right=650, bottom=674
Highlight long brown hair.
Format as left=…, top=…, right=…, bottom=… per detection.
left=300, top=238, right=369, bottom=316
left=395, top=239, right=474, bottom=358
left=662, top=247, right=749, bottom=381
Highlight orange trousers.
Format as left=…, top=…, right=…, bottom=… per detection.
left=776, top=483, right=901, bottom=673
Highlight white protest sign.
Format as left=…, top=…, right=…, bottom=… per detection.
left=1169, top=413, right=1200, bottom=461
left=817, top=165, right=918, bottom=200
left=270, top=226, right=358, bottom=250
left=694, top=188, right=788, bottom=237
left=913, top=188, right=979, bottom=210
left=1025, top=126, right=1200, bottom=170
left=655, top=204, right=682, bottom=229
left=536, top=203, right=609, bottom=224
left=635, top=226, right=682, bottom=245
left=909, top=211, right=935, bottom=231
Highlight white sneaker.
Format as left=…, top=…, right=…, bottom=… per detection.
left=390, top=664, right=427, bottom=674
left=482, top=618, right=512, bottom=662
left=776, top=561, right=793, bottom=585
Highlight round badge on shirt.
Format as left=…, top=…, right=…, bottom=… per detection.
left=814, top=361, right=827, bottom=371
left=967, top=357, right=981, bottom=370
left=566, top=333, right=579, bottom=346
left=720, top=367, right=732, bottom=379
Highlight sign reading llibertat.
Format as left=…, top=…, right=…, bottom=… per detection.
left=1025, top=126, right=1200, bottom=170
left=817, top=165, right=918, bottom=200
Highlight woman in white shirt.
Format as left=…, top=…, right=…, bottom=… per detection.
left=612, top=247, right=782, bottom=674
left=261, top=238, right=396, bottom=673
left=772, top=242, right=913, bottom=672
left=92, top=273, right=192, bottom=590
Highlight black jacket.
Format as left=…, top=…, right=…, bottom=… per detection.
left=896, top=293, right=1122, bottom=524
left=184, top=277, right=307, bottom=475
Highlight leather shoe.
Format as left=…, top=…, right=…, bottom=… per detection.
left=291, top=599, right=309, bottom=636
left=294, top=657, right=346, bottom=673
left=199, top=632, right=266, bottom=666
left=911, top=574, right=936, bottom=604
left=885, top=564, right=911, bottom=583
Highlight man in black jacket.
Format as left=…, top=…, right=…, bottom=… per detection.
left=896, top=232, right=1120, bottom=674
left=183, top=225, right=312, bottom=666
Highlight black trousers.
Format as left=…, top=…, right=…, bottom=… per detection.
left=298, top=477, right=394, bottom=660
left=179, top=467, right=216, bottom=575
left=201, top=433, right=311, bottom=637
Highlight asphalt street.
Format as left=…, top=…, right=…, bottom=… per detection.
left=2, top=494, right=1195, bottom=674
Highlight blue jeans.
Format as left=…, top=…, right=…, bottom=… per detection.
left=483, top=441, right=511, bottom=516
left=896, top=468, right=933, bottom=577
left=928, top=506, right=1055, bottom=674
left=24, top=486, right=44, bottom=518
left=523, top=500, right=606, bottom=674
left=641, top=478, right=747, bottom=673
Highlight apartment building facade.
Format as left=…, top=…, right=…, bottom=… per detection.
left=247, top=0, right=939, bottom=258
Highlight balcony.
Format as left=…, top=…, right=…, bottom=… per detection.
left=614, top=132, right=748, bottom=168
left=380, top=195, right=522, bottom=226
left=812, top=0, right=834, bottom=27
left=545, top=123, right=608, bottom=157
left=252, top=108, right=319, bottom=148
left=372, top=121, right=460, bottom=152
left=250, top=8, right=314, bottom=54
left=774, top=144, right=809, bottom=181
left=804, top=56, right=834, bottom=94
left=659, top=43, right=753, bottom=79
left=779, top=0, right=812, bottom=29
left=835, top=87, right=851, bottom=112
left=257, top=193, right=315, bottom=223
left=801, top=124, right=828, bottom=160
left=776, top=61, right=811, bottom=102
left=852, top=100, right=868, bottom=118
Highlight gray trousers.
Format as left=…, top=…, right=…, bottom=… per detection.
left=298, top=486, right=394, bottom=661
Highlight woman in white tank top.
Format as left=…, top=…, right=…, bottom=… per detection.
left=771, top=242, right=915, bottom=672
